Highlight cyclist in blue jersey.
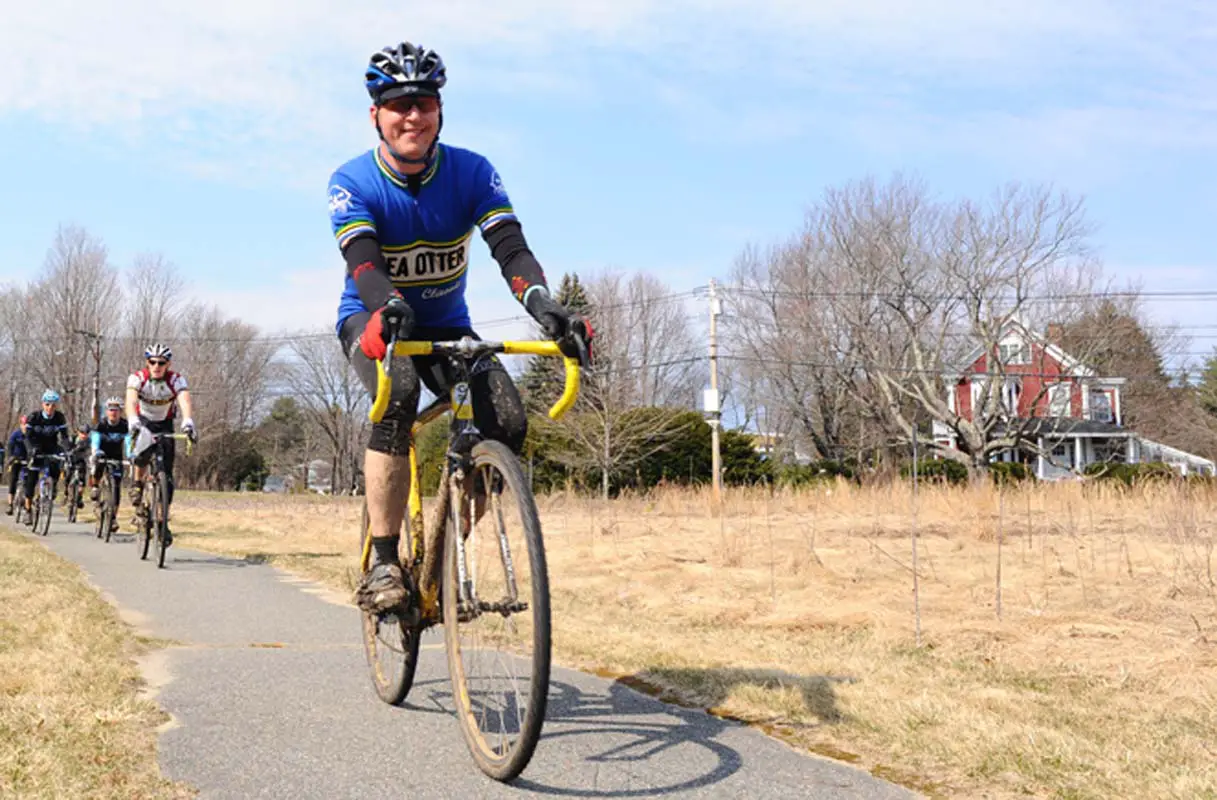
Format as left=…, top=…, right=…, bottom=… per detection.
left=330, top=41, right=593, bottom=612
left=89, top=397, right=130, bottom=533
left=5, top=416, right=29, bottom=516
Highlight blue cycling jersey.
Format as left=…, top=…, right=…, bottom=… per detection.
left=90, top=418, right=130, bottom=459
left=328, top=144, right=517, bottom=334
left=6, top=429, right=26, bottom=460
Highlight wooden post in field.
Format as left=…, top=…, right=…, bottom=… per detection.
left=996, top=483, right=1004, bottom=620
left=706, top=279, right=723, bottom=512
left=912, top=428, right=922, bottom=647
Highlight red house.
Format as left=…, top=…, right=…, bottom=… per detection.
left=929, top=318, right=1210, bottom=478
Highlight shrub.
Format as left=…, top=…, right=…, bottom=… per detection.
left=990, top=461, right=1030, bottom=485
left=1083, top=461, right=1177, bottom=486
left=899, top=458, right=968, bottom=484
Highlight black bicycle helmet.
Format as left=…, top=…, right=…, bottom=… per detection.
left=366, top=42, right=447, bottom=104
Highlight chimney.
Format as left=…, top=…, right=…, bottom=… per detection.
left=1046, top=323, right=1063, bottom=344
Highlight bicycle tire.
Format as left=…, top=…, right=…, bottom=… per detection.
left=66, top=476, right=78, bottom=523
left=36, top=477, right=52, bottom=536
left=359, top=501, right=422, bottom=705
left=139, top=479, right=153, bottom=561
left=443, top=439, right=551, bottom=782
left=154, top=471, right=169, bottom=569
left=100, top=472, right=114, bottom=543
left=94, top=483, right=105, bottom=538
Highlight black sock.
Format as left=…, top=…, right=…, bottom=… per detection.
left=372, top=536, right=401, bottom=567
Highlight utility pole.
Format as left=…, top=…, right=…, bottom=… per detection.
left=75, top=329, right=102, bottom=426
left=706, top=279, right=723, bottom=509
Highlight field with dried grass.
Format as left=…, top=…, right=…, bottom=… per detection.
left=0, top=528, right=190, bottom=799
left=169, top=480, right=1217, bottom=799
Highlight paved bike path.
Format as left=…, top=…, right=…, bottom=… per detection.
left=11, top=517, right=917, bottom=800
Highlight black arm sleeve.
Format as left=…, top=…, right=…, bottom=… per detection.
left=342, top=234, right=398, bottom=312
left=481, top=220, right=549, bottom=305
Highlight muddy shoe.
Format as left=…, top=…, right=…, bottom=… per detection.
left=355, top=563, right=410, bottom=613
left=109, top=518, right=120, bottom=533
left=4, top=502, right=11, bottom=516
left=90, top=486, right=99, bottom=502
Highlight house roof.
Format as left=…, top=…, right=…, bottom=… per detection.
left=950, top=316, right=1097, bottom=380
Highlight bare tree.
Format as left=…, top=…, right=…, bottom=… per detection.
left=726, top=240, right=857, bottom=460
left=535, top=271, right=702, bottom=498
left=283, top=332, right=369, bottom=493
left=173, top=304, right=277, bottom=432
left=119, top=253, right=186, bottom=366
left=21, top=225, right=121, bottom=424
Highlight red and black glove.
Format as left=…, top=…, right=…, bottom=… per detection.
left=360, top=296, right=414, bottom=361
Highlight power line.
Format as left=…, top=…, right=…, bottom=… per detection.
left=718, top=354, right=1204, bottom=383
left=723, top=285, right=1217, bottom=304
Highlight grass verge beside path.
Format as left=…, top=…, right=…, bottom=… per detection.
left=0, top=527, right=191, bottom=799
left=170, top=486, right=1217, bottom=799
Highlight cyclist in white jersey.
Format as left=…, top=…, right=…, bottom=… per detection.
left=125, top=343, right=197, bottom=541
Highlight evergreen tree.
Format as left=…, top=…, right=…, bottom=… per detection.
left=1199, top=349, right=1217, bottom=418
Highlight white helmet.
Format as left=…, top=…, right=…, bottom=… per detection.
left=144, top=343, right=172, bottom=361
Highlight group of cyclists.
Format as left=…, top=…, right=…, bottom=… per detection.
left=1, top=344, right=197, bottom=542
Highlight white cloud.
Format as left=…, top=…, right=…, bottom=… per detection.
left=1, top=2, right=1213, bottom=184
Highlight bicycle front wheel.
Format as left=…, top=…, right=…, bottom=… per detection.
left=443, top=439, right=551, bottom=782
left=66, top=478, right=79, bottom=523
left=36, top=480, right=52, bottom=536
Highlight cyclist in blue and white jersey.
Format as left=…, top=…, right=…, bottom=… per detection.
left=89, top=397, right=130, bottom=533
left=329, top=41, right=593, bottom=612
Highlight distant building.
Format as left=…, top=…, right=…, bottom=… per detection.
left=932, top=318, right=1215, bottom=478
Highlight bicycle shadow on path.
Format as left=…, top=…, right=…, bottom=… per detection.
left=401, top=674, right=742, bottom=796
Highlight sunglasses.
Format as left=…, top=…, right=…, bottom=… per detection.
left=147, top=359, right=168, bottom=366
left=382, top=96, right=439, bottom=114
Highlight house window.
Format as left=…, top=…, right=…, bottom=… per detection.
left=1090, top=391, right=1113, bottom=423
left=998, top=342, right=1030, bottom=365
left=1049, top=383, right=1070, bottom=417
left=971, top=379, right=988, bottom=415
left=1001, top=378, right=1022, bottom=415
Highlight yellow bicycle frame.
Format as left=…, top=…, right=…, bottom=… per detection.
left=360, top=340, right=581, bottom=609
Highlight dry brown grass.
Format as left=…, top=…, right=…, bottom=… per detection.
left=0, top=528, right=191, bottom=799
left=170, top=481, right=1217, bottom=799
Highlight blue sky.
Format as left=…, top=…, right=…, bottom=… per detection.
left=1, top=1, right=1215, bottom=357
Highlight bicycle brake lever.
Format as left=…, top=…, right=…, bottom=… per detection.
left=383, top=333, right=397, bottom=376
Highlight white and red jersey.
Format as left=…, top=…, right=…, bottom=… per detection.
left=127, top=369, right=188, bottom=423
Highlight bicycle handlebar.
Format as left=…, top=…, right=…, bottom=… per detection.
left=369, top=339, right=581, bottom=424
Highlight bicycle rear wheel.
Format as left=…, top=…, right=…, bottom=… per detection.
left=153, top=472, right=170, bottom=568
left=443, top=439, right=551, bottom=782
left=359, top=501, right=422, bottom=705
left=99, top=473, right=113, bottom=543
left=138, top=480, right=153, bottom=561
